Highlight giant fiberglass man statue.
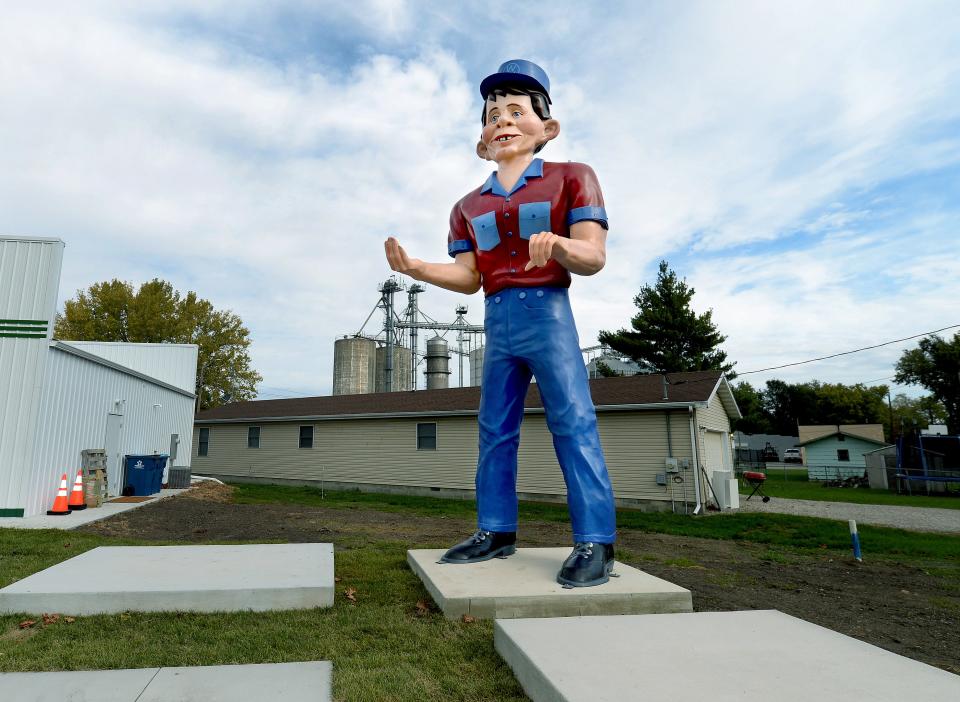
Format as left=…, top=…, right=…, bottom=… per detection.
left=384, top=60, right=617, bottom=587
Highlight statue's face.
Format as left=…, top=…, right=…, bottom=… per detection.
left=479, top=93, right=555, bottom=163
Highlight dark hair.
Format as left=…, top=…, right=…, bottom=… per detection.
left=481, top=85, right=551, bottom=125
left=481, top=84, right=553, bottom=153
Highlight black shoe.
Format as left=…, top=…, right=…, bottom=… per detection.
left=556, top=542, right=615, bottom=587
left=440, top=530, right=516, bottom=564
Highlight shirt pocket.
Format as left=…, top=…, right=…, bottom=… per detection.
left=471, top=211, right=500, bottom=251
left=519, top=201, right=551, bottom=240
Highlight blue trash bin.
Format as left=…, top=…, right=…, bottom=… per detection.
left=124, top=455, right=169, bottom=496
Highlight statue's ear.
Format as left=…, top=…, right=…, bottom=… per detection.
left=476, top=139, right=493, bottom=161
left=541, top=119, right=560, bottom=144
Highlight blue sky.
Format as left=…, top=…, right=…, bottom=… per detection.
left=2, top=1, right=958, bottom=400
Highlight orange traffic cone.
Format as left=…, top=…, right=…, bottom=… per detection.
left=46, top=474, right=71, bottom=515
left=67, top=469, right=87, bottom=511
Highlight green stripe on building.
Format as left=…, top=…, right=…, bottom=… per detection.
left=0, top=319, right=48, bottom=339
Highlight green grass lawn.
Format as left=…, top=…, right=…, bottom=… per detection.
left=738, top=469, right=960, bottom=510
left=0, top=531, right=526, bottom=701
left=3, top=483, right=959, bottom=701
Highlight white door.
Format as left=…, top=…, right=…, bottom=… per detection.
left=104, top=413, right=123, bottom=496
left=704, top=430, right=728, bottom=505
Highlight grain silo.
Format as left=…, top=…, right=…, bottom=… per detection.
left=375, top=345, right=413, bottom=393
left=424, top=336, right=451, bottom=390
left=332, top=337, right=377, bottom=395
left=469, top=346, right=485, bottom=386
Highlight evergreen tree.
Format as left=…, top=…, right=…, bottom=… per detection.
left=598, top=260, right=733, bottom=374
left=55, top=279, right=261, bottom=410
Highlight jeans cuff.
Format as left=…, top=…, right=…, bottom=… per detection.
left=573, top=532, right=616, bottom=544
left=479, top=521, right=518, bottom=533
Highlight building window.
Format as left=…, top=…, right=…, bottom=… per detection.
left=417, top=422, right=437, bottom=450
left=248, top=426, right=260, bottom=449
left=299, top=425, right=314, bottom=449
left=837, top=449, right=850, bottom=462
left=198, top=428, right=209, bottom=457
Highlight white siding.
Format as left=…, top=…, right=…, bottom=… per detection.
left=22, top=345, right=196, bottom=517
left=62, top=342, right=198, bottom=394
left=0, top=237, right=64, bottom=515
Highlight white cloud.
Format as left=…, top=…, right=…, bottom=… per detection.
left=2, top=1, right=958, bottom=397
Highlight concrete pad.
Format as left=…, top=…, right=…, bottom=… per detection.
left=0, top=668, right=155, bottom=702
left=140, top=661, right=332, bottom=702
left=495, top=610, right=960, bottom=702
left=0, top=544, right=334, bottom=615
left=407, top=548, right=692, bottom=620
left=0, top=662, right=332, bottom=702
left=0, top=488, right=191, bottom=530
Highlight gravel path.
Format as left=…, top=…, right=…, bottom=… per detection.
left=738, top=497, right=960, bottom=534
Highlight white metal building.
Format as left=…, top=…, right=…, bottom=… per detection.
left=1, top=236, right=198, bottom=519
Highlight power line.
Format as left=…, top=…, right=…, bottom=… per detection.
left=736, top=324, right=960, bottom=376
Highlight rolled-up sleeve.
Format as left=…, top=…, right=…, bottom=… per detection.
left=447, top=201, right=475, bottom=258
left=565, top=163, right=608, bottom=230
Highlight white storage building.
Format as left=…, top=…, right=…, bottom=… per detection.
left=0, top=236, right=198, bottom=519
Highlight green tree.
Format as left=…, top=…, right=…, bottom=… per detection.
left=594, top=359, right=624, bottom=377
left=731, top=381, right=774, bottom=434
left=890, top=393, right=948, bottom=433
left=598, top=260, right=734, bottom=374
left=55, top=279, right=261, bottom=410
left=895, top=333, right=960, bottom=433
left=760, top=380, right=888, bottom=438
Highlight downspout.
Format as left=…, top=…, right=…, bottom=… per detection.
left=666, top=411, right=674, bottom=513
left=688, top=407, right=703, bottom=515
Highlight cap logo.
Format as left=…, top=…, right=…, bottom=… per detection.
left=504, top=62, right=521, bottom=73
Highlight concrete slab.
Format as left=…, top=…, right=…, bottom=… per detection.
left=140, top=661, right=332, bottom=702
left=407, top=548, right=692, bottom=620
left=0, top=668, right=155, bottom=702
left=0, top=488, right=192, bottom=530
left=0, top=544, right=334, bottom=614
left=0, top=662, right=332, bottom=702
left=495, top=610, right=960, bottom=702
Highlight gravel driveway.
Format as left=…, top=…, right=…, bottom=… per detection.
left=738, top=496, right=960, bottom=534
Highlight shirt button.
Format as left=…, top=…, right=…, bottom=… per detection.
left=519, top=291, right=527, bottom=299
left=510, top=251, right=517, bottom=256
left=510, top=268, right=516, bottom=273
left=495, top=297, right=501, bottom=304
left=537, top=290, right=544, bottom=297
left=505, top=197, right=511, bottom=203
left=504, top=212, right=510, bottom=219
left=507, top=231, right=513, bottom=237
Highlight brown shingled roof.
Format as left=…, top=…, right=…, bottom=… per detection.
left=196, top=370, right=734, bottom=422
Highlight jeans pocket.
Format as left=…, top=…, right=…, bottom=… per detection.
left=471, top=211, right=500, bottom=251
left=519, top=201, right=551, bottom=239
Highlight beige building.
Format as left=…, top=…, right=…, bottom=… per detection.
left=192, top=371, right=740, bottom=513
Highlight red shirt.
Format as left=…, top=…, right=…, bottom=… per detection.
left=447, top=159, right=608, bottom=296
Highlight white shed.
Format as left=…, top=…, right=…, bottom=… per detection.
left=0, top=235, right=198, bottom=518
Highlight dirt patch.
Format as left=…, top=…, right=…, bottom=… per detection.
left=76, top=486, right=960, bottom=674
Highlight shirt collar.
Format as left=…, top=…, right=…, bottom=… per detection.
left=480, top=158, right=545, bottom=197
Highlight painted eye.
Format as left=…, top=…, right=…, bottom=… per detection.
left=490, top=114, right=499, bottom=123
left=512, top=110, right=522, bottom=118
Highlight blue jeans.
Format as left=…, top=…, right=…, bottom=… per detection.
left=476, top=286, right=616, bottom=543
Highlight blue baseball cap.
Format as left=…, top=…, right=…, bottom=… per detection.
left=479, top=59, right=551, bottom=103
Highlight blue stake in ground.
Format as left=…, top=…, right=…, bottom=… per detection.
left=849, top=519, right=863, bottom=562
